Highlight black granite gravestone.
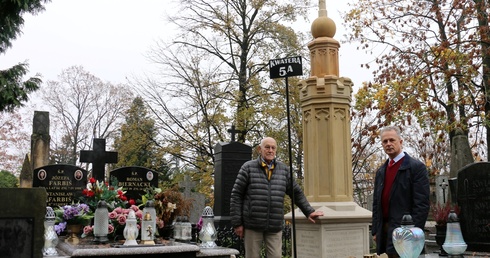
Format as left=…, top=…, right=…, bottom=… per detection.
left=457, top=162, right=490, bottom=252
left=109, top=166, right=158, bottom=202
left=0, top=188, right=47, bottom=258
left=80, top=138, right=118, bottom=182
left=33, top=164, right=88, bottom=207
left=213, top=141, right=252, bottom=228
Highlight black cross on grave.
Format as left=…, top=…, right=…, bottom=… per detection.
left=80, top=138, right=118, bottom=182
left=227, top=125, right=245, bottom=142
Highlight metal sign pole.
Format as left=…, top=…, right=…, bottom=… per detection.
left=285, top=76, right=298, bottom=258
left=268, top=56, right=303, bottom=258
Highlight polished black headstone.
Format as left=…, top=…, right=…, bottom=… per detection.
left=109, top=166, right=158, bottom=202
left=33, top=164, right=88, bottom=207
left=457, top=162, right=490, bottom=252
left=213, top=141, right=252, bottom=228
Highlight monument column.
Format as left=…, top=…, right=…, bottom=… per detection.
left=284, top=1, right=372, bottom=257
left=20, top=111, right=51, bottom=188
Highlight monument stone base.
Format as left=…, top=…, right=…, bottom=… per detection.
left=285, top=201, right=372, bottom=258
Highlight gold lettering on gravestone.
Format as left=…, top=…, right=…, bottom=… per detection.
left=325, top=229, right=364, bottom=257
left=118, top=174, right=151, bottom=191
left=45, top=169, right=84, bottom=207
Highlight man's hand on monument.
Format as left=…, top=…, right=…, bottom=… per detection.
left=234, top=225, right=244, bottom=239
left=308, top=210, right=324, bottom=223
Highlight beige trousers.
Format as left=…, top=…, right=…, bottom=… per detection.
left=244, top=228, right=282, bottom=258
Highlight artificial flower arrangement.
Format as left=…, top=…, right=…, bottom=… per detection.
left=152, top=185, right=193, bottom=227
left=82, top=204, right=144, bottom=239
left=79, top=177, right=131, bottom=211
left=431, top=202, right=460, bottom=226
left=54, top=203, right=93, bottom=235
left=54, top=178, right=193, bottom=239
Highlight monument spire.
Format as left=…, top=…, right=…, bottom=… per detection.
left=284, top=2, right=372, bottom=257
left=318, top=0, right=327, bottom=17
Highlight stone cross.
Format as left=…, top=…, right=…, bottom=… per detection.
left=439, top=178, right=449, bottom=204
left=179, top=175, right=196, bottom=199
left=80, top=138, right=118, bottom=181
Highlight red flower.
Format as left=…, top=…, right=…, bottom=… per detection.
left=89, top=177, right=96, bottom=184
left=128, top=199, right=136, bottom=206
left=82, top=188, right=94, bottom=197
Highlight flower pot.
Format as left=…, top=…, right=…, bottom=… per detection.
left=435, top=224, right=448, bottom=256
left=65, top=224, right=83, bottom=245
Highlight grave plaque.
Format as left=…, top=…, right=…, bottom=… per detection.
left=110, top=166, right=158, bottom=201
left=213, top=141, right=252, bottom=227
left=33, top=164, right=88, bottom=207
left=0, top=188, right=47, bottom=258
left=457, top=162, right=490, bottom=252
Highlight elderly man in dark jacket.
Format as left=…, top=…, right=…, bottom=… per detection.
left=372, top=126, right=430, bottom=257
left=230, top=137, right=323, bottom=258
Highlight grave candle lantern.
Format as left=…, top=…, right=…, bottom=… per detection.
left=198, top=206, right=217, bottom=248
left=141, top=212, right=155, bottom=245
left=123, top=210, right=139, bottom=245
left=443, top=210, right=467, bottom=256
left=43, top=206, right=59, bottom=256
left=93, top=200, right=109, bottom=243
left=142, top=200, right=157, bottom=240
left=392, top=214, right=425, bottom=258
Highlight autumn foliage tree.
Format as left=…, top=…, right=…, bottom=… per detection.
left=41, top=66, right=133, bottom=166
left=136, top=0, right=312, bottom=178
left=343, top=0, right=490, bottom=163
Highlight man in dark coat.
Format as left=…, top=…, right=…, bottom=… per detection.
left=230, top=137, right=323, bottom=258
left=372, top=126, right=430, bottom=257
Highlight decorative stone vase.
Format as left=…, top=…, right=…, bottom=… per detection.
left=65, top=224, right=83, bottom=245
left=435, top=224, right=448, bottom=256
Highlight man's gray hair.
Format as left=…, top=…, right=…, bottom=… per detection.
left=380, top=126, right=402, bottom=139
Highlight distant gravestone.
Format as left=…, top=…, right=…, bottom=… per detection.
left=457, top=162, right=490, bottom=252
left=0, top=188, right=47, bottom=258
left=179, top=175, right=206, bottom=224
left=435, top=175, right=449, bottom=206
left=33, top=164, right=88, bottom=207
left=109, top=166, right=158, bottom=201
left=213, top=141, right=252, bottom=228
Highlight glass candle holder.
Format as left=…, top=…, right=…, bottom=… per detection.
left=43, top=207, right=59, bottom=256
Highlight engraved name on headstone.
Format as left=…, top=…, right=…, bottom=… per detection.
left=109, top=166, right=158, bottom=201
left=32, top=164, right=88, bottom=207
left=457, top=162, right=490, bottom=252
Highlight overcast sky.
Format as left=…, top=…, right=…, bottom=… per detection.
left=0, top=0, right=372, bottom=87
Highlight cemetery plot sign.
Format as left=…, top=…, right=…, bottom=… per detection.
left=33, top=164, right=88, bottom=207
left=269, top=56, right=303, bottom=79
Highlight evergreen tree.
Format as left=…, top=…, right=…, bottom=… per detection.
left=0, top=0, right=49, bottom=112
left=0, top=170, right=18, bottom=188
left=113, top=97, right=171, bottom=183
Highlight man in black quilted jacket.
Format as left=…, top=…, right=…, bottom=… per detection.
left=230, top=137, right=323, bottom=258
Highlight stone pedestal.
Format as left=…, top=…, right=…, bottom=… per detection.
left=285, top=202, right=371, bottom=258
